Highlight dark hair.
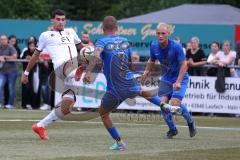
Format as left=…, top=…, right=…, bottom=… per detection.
left=28, top=41, right=36, bottom=46
left=51, top=9, right=65, bottom=18
left=211, top=41, right=219, bottom=48
left=8, top=35, right=18, bottom=46
left=103, top=16, right=117, bottom=31
left=8, top=35, right=16, bottom=40
left=28, top=36, right=37, bottom=45
left=82, top=31, right=89, bottom=35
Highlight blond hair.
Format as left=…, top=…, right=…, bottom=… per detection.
left=223, top=40, right=231, bottom=46
left=157, top=23, right=175, bottom=35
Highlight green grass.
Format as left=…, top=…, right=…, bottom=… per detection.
left=0, top=109, right=240, bottom=160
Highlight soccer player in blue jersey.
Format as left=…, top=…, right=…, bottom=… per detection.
left=141, top=23, right=197, bottom=139
left=83, top=16, right=175, bottom=151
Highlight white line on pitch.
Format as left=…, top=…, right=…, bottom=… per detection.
left=0, top=119, right=240, bottom=131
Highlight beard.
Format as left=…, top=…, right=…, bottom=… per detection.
left=82, top=40, right=90, bottom=44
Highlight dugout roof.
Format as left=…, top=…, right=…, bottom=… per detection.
left=118, top=4, right=240, bottom=25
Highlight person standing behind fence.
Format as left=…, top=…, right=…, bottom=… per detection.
left=21, top=40, right=40, bottom=109
left=206, top=42, right=220, bottom=76
left=235, top=41, right=240, bottom=77
left=8, top=35, right=21, bottom=58
left=81, top=31, right=94, bottom=46
left=0, top=34, right=18, bottom=109
left=186, top=37, right=207, bottom=76
left=39, top=52, right=53, bottom=111
left=215, top=40, right=237, bottom=77
left=3, top=35, right=21, bottom=106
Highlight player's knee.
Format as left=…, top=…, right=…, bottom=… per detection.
left=161, top=96, right=169, bottom=103
left=99, top=108, right=110, bottom=120
left=62, top=89, right=76, bottom=102
left=100, top=113, right=110, bottom=122
left=55, top=90, right=76, bottom=117
left=140, top=90, right=152, bottom=99
left=170, top=98, right=181, bottom=106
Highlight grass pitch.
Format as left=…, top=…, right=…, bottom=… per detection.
left=0, top=109, right=240, bottom=160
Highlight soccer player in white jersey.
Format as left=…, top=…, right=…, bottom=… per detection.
left=21, top=9, right=84, bottom=140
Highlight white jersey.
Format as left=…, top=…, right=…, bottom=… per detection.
left=36, top=28, right=81, bottom=69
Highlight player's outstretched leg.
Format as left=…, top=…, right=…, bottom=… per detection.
left=32, top=91, right=75, bottom=140
left=99, top=106, right=126, bottom=151
left=140, top=90, right=181, bottom=113
left=180, top=104, right=197, bottom=137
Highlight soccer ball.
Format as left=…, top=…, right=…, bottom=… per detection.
left=79, top=45, right=95, bottom=63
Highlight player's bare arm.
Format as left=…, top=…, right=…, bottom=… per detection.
left=141, top=59, right=155, bottom=85
left=21, top=49, right=40, bottom=84
left=76, top=42, right=85, bottom=51
left=83, top=46, right=103, bottom=83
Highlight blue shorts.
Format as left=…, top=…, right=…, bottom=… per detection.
left=101, top=87, right=140, bottom=109
left=160, top=76, right=189, bottom=100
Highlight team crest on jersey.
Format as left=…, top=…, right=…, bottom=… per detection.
left=51, top=34, right=54, bottom=37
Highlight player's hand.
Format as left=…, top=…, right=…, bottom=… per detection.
left=21, top=74, right=29, bottom=84
left=173, top=82, right=181, bottom=90
left=74, top=65, right=85, bottom=81
left=140, top=72, right=148, bottom=85
left=83, top=71, right=92, bottom=84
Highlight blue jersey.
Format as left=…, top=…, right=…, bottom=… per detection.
left=95, top=35, right=139, bottom=94
left=150, top=39, right=188, bottom=83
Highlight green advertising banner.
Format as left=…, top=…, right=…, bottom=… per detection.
left=0, top=19, right=235, bottom=57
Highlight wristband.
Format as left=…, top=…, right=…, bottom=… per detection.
left=24, top=71, right=29, bottom=76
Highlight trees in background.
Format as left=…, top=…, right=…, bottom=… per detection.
left=0, top=0, right=239, bottom=20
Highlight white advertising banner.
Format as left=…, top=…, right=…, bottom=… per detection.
left=55, top=74, right=240, bottom=114
left=182, top=76, right=240, bottom=114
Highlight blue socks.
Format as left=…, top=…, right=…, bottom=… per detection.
left=180, top=104, right=193, bottom=125
left=161, top=103, right=194, bottom=131
left=107, top=126, right=121, bottom=141
left=147, top=96, right=177, bottom=130
left=161, top=109, right=176, bottom=130
left=148, top=95, right=161, bottom=106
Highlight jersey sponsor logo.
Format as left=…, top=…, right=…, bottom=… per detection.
left=61, top=36, right=70, bottom=43
left=104, top=41, right=130, bottom=51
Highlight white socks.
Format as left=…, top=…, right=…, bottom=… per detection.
left=37, top=110, right=59, bottom=128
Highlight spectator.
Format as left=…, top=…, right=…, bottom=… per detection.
left=20, top=36, right=37, bottom=58
left=0, top=34, right=18, bottom=109
left=3, top=35, right=21, bottom=105
left=215, top=40, right=237, bottom=77
left=21, top=39, right=40, bottom=109
left=81, top=31, right=94, bottom=46
left=185, top=42, right=192, bottom=52
left=174, top=36, right=186, bottom=54
left=39, top=51, right=53, bottom=111
left=206, top=42, right=220, bottom=76
left=77, top=32, right=94, bottom=64
left=186, top=37, right=207, bottom=76
left=130, top=51, right=140, bottom=71
left=8, top=35, right=21, bottom=58
left=235, top=41, right=240, bottom=77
